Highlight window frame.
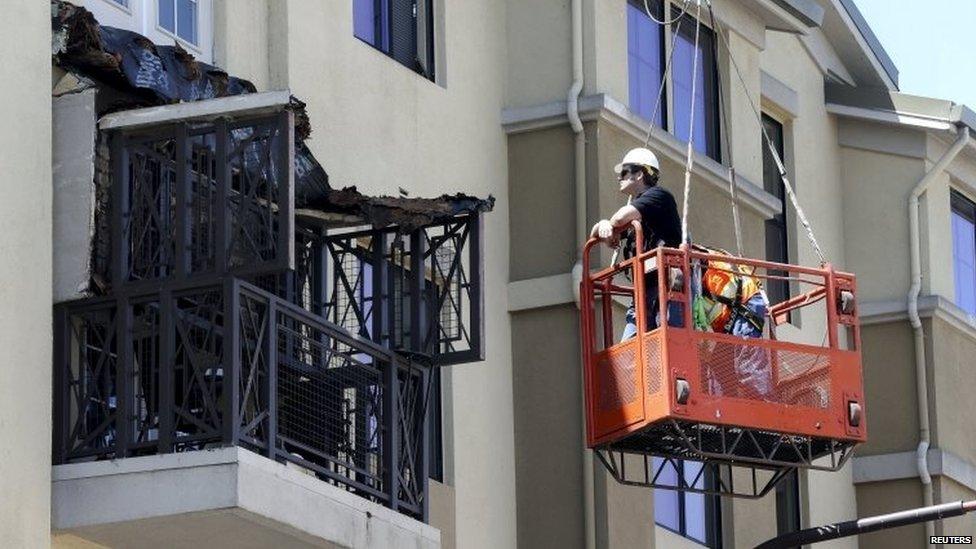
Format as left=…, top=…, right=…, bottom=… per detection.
left=654, top=459, right=723, bottom=547
left=762, top=112, right=793, bottom=312
left=352, top=0, right=437, bottom=82
left=670, top=4, right=721, bottom=161
left=627, top=0, right=669, bottom=130
left=156, top=0, right=200, bottom=48
left=775, top=469, right=802, bottom=538
left=951, top=189, right=976, bottom=315
left=100, top=0, right=133, bottom=14
left=626, top=0, right=722, bottom=161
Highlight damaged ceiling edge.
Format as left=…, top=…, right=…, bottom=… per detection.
left=50, top=0, right=493, bottom=233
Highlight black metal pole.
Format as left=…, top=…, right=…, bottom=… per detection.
left=755, top=501, right=976, bottom=549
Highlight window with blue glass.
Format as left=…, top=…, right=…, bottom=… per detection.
left=627, top=0, right=666, bottom=128
left=952, top=190, right=976, bottom=315
left=672, top=9, right=720, bottom=160
left=627, top=1, right=720, bottom=161
left=653, top=458, right=722, bottom=547
left=353, top=0, right=436, bottom=81
left=158, top=0, right=198, bottom=45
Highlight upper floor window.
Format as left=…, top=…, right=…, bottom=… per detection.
left=654, top=458, right=722, bottom=546
left=627, top=0, right=665, bottom=127
left=627, top=1, right=720, bottom=161
left=951, top=190, right=976, bottom=315
left=158, top=0, right=198, bottom=45
left=353, top=0, right=436, bottom=81
left=86, top=0, right=213, bottom=63
left=762, top=114, right=791, bottom=308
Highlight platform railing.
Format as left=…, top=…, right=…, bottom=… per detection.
left=580, top=221, right=865, bottom=461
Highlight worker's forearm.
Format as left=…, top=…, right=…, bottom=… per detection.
left=608, top=205, right=640, bottom=228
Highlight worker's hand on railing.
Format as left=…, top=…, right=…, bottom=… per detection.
left=590, top=219, right=621, bottom=248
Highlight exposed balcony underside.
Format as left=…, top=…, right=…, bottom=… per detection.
left=53, top=447, right=439, bottom=549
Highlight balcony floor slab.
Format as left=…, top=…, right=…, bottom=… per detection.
left=52, top=447, right=439, bottom=549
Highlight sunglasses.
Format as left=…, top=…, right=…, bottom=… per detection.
left=619, top=165, right=641, bottom=179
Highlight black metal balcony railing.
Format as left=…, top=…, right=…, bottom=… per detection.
left=54, top=103, right=486, bottom=523
left=53, top=278, right=431, bottom=519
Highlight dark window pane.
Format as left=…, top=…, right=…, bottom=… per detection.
left=762, top=114, right=789, bottom=306
left=354, top=0, right=379, bottom=46
left=672, top=16, right=719, bottom=160
left=683, top=461, right=707, bottom=543
left=627, top=1, right=664, bottom=126
left=775, top=469, right=801, bottom=537
left=952, top=208, right=976, bottom=315
left=653, top=457, right=681, bottom=531
left=159, top=0, right=175, bottom=33
left=177, top=0, right=197, bottom=44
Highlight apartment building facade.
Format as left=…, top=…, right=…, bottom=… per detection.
left=0, top=0, right=974, bottom=547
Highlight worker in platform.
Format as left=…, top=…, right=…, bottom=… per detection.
left=590, top=147, right=682, bottom=340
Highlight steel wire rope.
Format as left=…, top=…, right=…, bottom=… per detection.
left=705, top=0, right=828, bottom=266
left=679, top=0, right=703, bottom=246
left=609, top=1, right=686, bottom=266
left=642, top=0, right=693, bottom=26
left=705, top=0, right=744, bottom=257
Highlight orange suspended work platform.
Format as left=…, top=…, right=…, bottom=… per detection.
left=580, top=222, right=866, bottom=498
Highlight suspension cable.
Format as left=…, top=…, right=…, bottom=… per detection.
left=705, top=0, right=743, bottom=257
left=706, top=0, right=828, bottom=265
left=643, top=5, right=684, bottom=147
left=642, top=0, right=693, bottom=27
left=680, top=0, right=703, bottom=246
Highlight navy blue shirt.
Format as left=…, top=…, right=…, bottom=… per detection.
left=623, top=185, right=682, bottom=259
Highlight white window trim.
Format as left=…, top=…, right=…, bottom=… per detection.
left=80, top=0, right=213, bottom=64
left=154, top=0, right=201, bottom=51
left=98, top=0, right=133, bottom=16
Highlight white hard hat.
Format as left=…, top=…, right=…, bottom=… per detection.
left=614, top=147, right=660, bottom=176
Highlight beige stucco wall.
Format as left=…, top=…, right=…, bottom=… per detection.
left=858, top=321, right=920, bottom=455
left=935, top=476, right=976, bottom=539
left=929, top=315, right=976, bottom=464
left=837, top=145, right=924, bottom=303
left=511, top=305, right=585, bottom=548
left=268, top=3, right=515, bottom=548
left=0, top=2, right=53, bottom=547
left=505, top=0, right=571, bottom=108
left=213, top=0, right=274, bottom=92
left=856, top=478, right=925, bottom=549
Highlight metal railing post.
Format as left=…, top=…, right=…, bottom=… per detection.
left=116, top=296, right=132, bottom=458
left=266, top=295, right=278, bottom=459
left=223, top=277, right=241, bottom=445
left=158, top=289, right=174, bottom=453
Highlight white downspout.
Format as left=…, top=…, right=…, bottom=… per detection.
left=908, top=124, right=969, bottom=539
left=567, top=0, right=594, bottom=547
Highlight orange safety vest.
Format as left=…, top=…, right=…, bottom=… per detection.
left=696, top=248, right=763, bottom=333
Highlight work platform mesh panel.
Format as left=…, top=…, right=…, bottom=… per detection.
left=642, top=334, right=663, bottom=396
left=697, top=337, right=831, bottom=409
left=596, top=342, right=639, bottom=411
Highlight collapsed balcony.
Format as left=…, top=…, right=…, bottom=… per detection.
left=52, top=91, right=488, bottom=527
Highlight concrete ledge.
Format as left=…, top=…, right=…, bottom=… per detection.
left=501, top=93, right=782, bottom=220
left=761, top=70, right=799, bottom=119
left=507, top=272, right=575, bottom=312
left=860, top=294, right=976, bottom=344
left=854, top=448, right=976, bottom=493
left=99, top=90, right=292, bottom=130
left=53, top=447, right=439, bottom=549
